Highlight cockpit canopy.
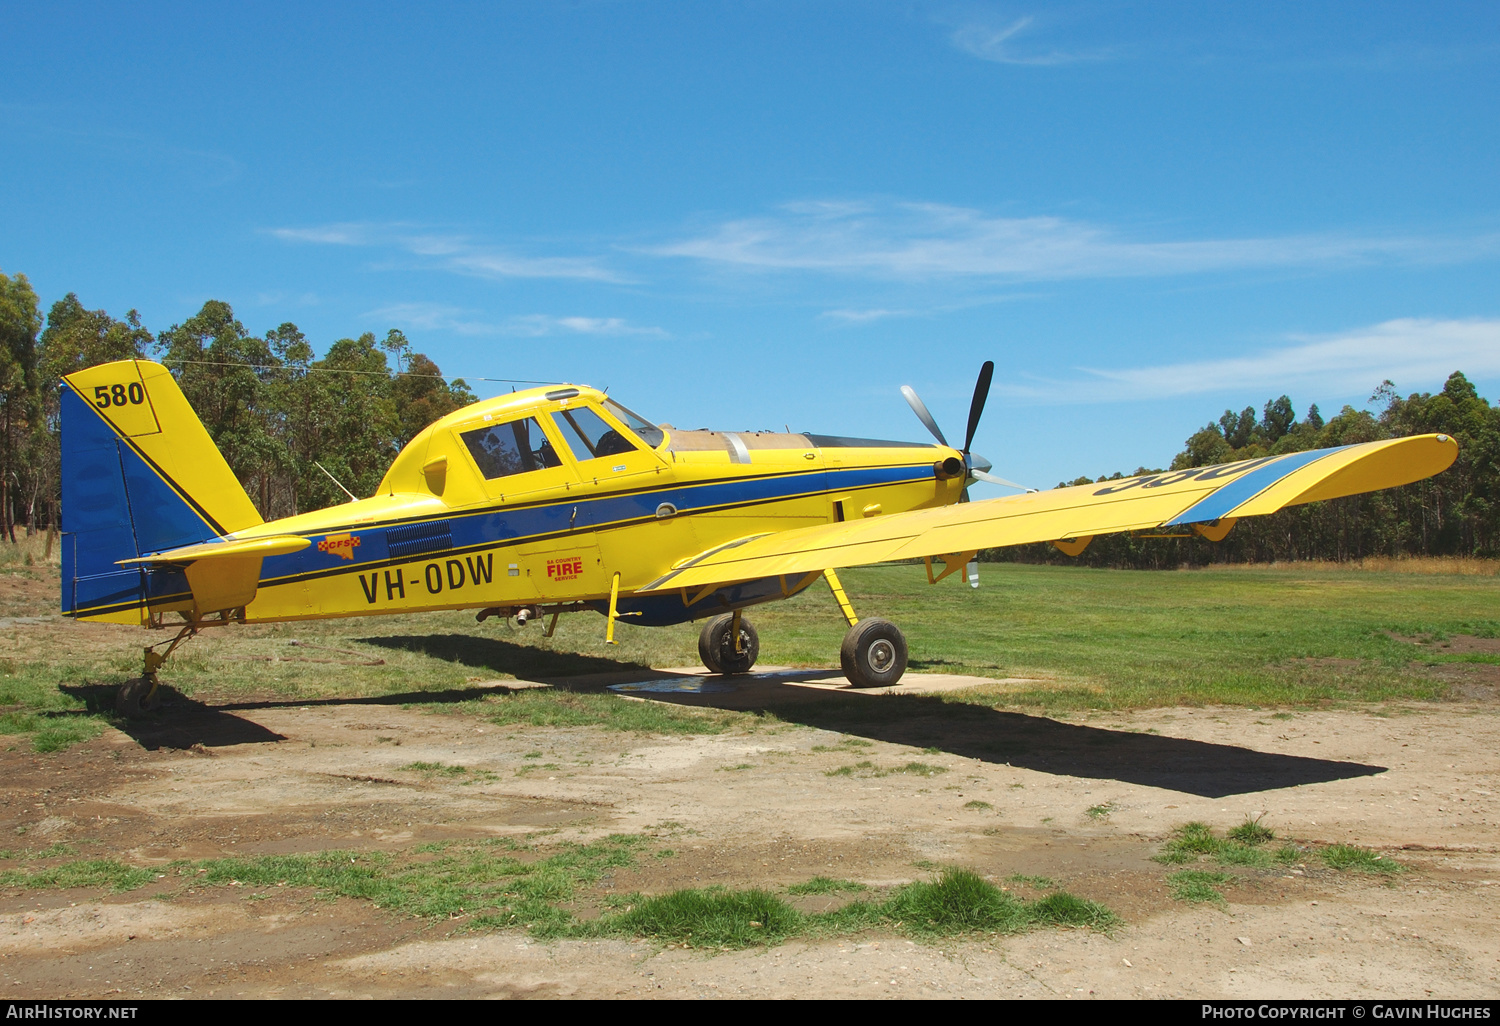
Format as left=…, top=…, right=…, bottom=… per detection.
left=378, top=385, right=666, bottom=502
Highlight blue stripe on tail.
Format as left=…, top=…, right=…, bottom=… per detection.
left=61, top=384, right=218, bottom=616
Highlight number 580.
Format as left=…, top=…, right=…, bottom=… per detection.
left=94, top=383, right=145, bottom=408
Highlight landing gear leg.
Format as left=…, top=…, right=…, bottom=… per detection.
left=698, top=613, right=759, bottom=675
left=118, top=624, right=197, bottom=718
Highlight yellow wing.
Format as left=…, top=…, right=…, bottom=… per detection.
left=640, top=434, right=1457, bottom=592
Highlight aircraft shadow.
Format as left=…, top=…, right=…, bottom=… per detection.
left=59, top=683, right=288, bottom=752
left=359, top=634, right=654, bottom=679
left=59, top=645, right=1388, bottom=797
left=574, top=675, right=1388, bottom=799
left=58, top=678, right=557, bottom=751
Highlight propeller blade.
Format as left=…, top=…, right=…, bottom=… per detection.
left=971, top=469, right=1035, bottom=492
left=900, top=385, right=948, bottom=447
left=963, top=360, right=994, bottom=454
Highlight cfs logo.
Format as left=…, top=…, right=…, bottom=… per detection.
left=318, top=532, right=362, bottom=560
left=546, top=556, right=584, bottom=581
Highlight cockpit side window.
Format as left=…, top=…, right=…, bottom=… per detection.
left=460, top=418, right=561, bottom=480
left=554, top=406, right=639, bottom=460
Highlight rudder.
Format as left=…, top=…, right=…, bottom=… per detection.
left=61, top=360, right=263, bottom=621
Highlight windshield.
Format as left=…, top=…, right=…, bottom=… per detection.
left=603, top=399, right=664, bottom=447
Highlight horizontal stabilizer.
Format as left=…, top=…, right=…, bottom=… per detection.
left=117, top=535, right=310, bottom=566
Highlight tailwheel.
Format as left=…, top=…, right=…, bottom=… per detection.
left=115, top=676, right=160, bottom=718
left=698, top=613, right=759, bottom=675
left=840, top=618, right=908, bottom=688
left=117, top=624, right=196, bottom=717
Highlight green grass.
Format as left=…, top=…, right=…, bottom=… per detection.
left=811, top=738, right=873, bottom=752
left=400, top=761, right=469, bottom=776
left=1227, top=815, right=1276, bottom=846
left=825, top=760, right=874, bottom=777
left=0, top=843, right=78, bottom=860
left=1005, top=874, right=1056, bottom=888
left=463, top=690, right=753, bottom=734
left=597, top=869, right=1116, bottom=948
left=1320, top=844, right=1405, bottom=875
left=0, top=859, right=155, bottom=892
left=0, top=661, right=111, bottom=753
left=786, top=877, right=867, bottom=895
left=589, top=888, right=803, bottom=947
left=4, top=560, right=1499, bottom=755
left=1154, top=822, right=1222, bottom=864
left=823, top=869, right=1116, bottom=938
left=1155, top=822, right=1402, bottom=900
left=889, top=761, right=947, bottom=777
left=399, top=762, right=499, bottom=784
left=0, top=842, right=1115, bottom=949
left=1085, top=802, right=1115, bottom=819
left=825, top=760, right=947, bottom=779
left=187, top=835, right=648, bottom=931
left=1167, top=870, right=1235, bottom=905
left=963, top=800, right=993, bottom=811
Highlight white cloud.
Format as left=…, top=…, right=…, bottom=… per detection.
left=366, top=302, right=500, bottom=337
left=651, top=201, right=1500, bottom=282
left=367, top=303, right=666, bottom=339
left=269, top=224, right=372, bottom=246
left=504, top=315, right=668, bottom=338
left=1009, top=318, right=1500, bottom=404
left=269, top=222, right=629, bottom=283
left=819, top=307, right=913, bottom=324
left=950, top=16, right=1112, bottom=66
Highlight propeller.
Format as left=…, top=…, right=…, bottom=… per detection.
left=901, top=360, right=1034, bottom=495
left=899, top=386, right=947, bottom=447
left=963, top=360, right=993, bottom=456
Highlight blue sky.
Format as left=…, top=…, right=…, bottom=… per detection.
left=4, top=2, right=1498, bottom=490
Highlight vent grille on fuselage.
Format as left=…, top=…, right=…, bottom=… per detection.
left=386, top=520, right=454, bottom=560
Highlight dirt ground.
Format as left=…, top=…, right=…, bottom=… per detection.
left=0, top=637, right=1496, bottom=1002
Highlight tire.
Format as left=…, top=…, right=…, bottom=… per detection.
left=698, top=614, right=759, bottom=675
left=115, top=677, right=160, bottom=718
left=839, top=618, right=908, bottom=688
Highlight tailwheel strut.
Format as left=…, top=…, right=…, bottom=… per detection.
left=118, top=624, right=198, bottom=718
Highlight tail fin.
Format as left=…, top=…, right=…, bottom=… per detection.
left=61, top=360, right=263, bottom=622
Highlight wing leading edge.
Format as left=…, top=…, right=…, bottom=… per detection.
left=640, top=433, right=1457, bottom=593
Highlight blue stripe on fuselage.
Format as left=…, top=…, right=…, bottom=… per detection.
left=255, top=462, right=931, bottom=587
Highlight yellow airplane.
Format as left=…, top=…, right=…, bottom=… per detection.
left=61, top=359, right=1457, bottom=715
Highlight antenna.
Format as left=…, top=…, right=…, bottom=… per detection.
left=314, top=461, right=359, bottom=503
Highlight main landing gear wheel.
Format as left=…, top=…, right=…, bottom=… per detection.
left=114, top=677, right=160, bottom=718
left=698, top=613, right=759, bottom=675
left=840, top=618, right=908, bottom=689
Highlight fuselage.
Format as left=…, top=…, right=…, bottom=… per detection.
left=86, top=384, right=967, bottom=627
